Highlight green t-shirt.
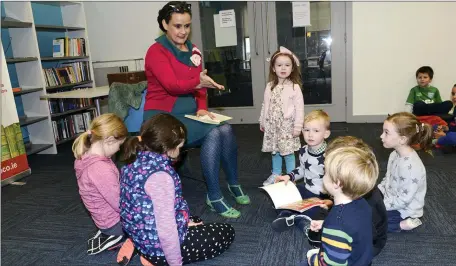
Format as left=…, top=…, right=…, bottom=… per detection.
left=406, top=85, right=442, bottom=104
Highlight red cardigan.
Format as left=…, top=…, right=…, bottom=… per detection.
left=144, top=42, right=207, bottom=112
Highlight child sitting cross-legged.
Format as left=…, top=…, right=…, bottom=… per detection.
left=119, top=113, right=235, bottom=266
left=271, top=110, right=331, bottom=233
left=303, top=146, right=379, bottom=266
left=379, top=112, right=432, bottom=232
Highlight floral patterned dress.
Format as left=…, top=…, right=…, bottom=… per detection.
left=262, top=85, right=301, bottom=156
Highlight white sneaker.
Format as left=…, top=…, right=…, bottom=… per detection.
left=263, top=173, right=278, bottom=186
left=401, top=217, right=423, bottom=231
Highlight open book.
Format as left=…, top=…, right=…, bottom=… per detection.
left=260, top=182, right=333, bottom=213
left=185, top=112, right=232, bottom=125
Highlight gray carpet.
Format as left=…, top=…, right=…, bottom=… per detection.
left=2, top=123, right=456, bottom=265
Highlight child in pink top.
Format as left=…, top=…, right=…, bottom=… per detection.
left=73, top=113, right=128, bottom=255
left=259, top=46, right=304, bottom=186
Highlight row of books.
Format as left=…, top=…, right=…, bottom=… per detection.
left=53, top=37, right=88, bottom=57
left=52, top=111, right=94, bottom=143
left=48, top=98, right=94, bottom=114
left=43, top=62, right=91, bottom=88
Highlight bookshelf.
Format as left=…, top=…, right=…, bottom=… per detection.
left=1, top=1, right=96, bottom=157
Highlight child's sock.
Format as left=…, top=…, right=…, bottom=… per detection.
left=116, top=238, right=135, bottom=265
left=400, top=217, right=422, bottom=231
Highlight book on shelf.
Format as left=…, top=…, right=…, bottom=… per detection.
left=260, top=182, right=333, bottom=213
left=53, top=37, right=87, bottom=58
left=48, top=98, right=94, bottom=114
left=43, top=61, right=91, bottom=87
left=52, top=111, right=94, bottom=143
left=184, top=112, right=232, bottom=125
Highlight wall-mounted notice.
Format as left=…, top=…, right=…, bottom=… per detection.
left=292, top=2, right=311, bottom=28
left=214, top=14, right=237, bottom=47
left=219, top=9, right=236, bottom=28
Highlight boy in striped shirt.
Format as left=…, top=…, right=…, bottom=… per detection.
left=305, top=146, right=379, bottom=266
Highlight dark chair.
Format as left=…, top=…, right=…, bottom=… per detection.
left=174, top=147, right=206, bottom=183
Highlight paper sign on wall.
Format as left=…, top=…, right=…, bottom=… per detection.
left=219, top=9, right=236, bottom=28
left=214, top=14, right=237, bottom=47
left=292, top=2, right=311, bottom=28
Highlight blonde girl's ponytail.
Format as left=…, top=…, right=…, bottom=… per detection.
left=72, top=113, right=128, bottom=159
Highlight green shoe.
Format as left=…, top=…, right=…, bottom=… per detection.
left=228, top=185, right=251, bottom=205
left=206, top=196, right=241, bottom=219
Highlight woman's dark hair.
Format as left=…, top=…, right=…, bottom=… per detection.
left=122, top=113, right=187, bottom=164
left=157, top=1, right=192, bottom=33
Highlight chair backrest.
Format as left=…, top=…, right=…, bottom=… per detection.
left=124, top=90, right=146, bottom=133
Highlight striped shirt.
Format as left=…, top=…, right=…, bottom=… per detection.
left=310, top=198, right=373, bottom=266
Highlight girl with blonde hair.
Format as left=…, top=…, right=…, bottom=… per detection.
left=73, top=113, right=128, bottom=255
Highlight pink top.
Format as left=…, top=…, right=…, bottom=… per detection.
left=74, top=154, right=120, bottom=229
left=259, top=80, right=305, bottom=135
left=145, top=172, right=183, bottom=265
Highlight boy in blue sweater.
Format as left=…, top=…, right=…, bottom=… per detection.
left=304, top=146, right=379, bottom=266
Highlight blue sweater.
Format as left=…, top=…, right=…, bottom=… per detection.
left=310, top=198, right=373, bottom=266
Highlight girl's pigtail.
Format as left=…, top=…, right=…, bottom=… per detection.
left=121, top=136, right=142, bottom=164
left=72, top=132, right=92, bottom=159
left=418, top=123, right=433, bottom=155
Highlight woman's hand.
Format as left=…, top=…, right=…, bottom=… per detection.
left=197, top=69, right=225, bottom=90
left=196, top=109, right=216, bottom=119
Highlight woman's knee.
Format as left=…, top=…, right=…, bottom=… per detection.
left=218, top=124, right=234, bottom=137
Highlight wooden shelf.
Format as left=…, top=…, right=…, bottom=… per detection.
left=46, top=80, right=93, bottom=91
left=6, top=57, right=38, bottom=63
left=1, top=18, right=33, bottom=28
left=14, top=87, right=43, bottom=96
left=19, top=116, right=48, bottom=126
left=56, top=133, right=81, bottom=145
left=51, top=106, right=95, bottom=119
left=40, top=56, right=89, bottom=61
left=26, top=143, right=53, bottom=156
left=35, top=24, right=85, bottom=31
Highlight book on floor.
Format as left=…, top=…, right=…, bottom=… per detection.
left=260, top=182, right=333, bottom=213
left=185, top=112, right=232, bottom=125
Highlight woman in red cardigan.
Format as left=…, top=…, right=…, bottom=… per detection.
left=143, top=1, right=250, bottom=218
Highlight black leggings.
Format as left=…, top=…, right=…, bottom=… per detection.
left=143, top=223, right=235, bottom=266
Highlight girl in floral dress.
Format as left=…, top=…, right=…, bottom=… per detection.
left=259, top=46, right=304, bottom=186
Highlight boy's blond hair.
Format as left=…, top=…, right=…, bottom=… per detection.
left=326, top=136, right=374, bottom=157
left=324, top=146, right=378, bottom=199
left=304, top=109, right=330, bottom=129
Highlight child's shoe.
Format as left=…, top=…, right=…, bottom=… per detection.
left=271, top=214, right=311, bottom=232
left=117, top=238, right=136, bottom=266
left=263, top=173, right=279, bottom=186
left=87, top=232, right=123, bottom=255
left=400, top=217, right=422, bottom=231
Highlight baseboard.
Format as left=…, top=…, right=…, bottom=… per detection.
left=347, top=115, right=387, bottom=123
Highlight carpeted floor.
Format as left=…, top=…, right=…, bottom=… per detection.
left=2, top=123, right=456, bottom=265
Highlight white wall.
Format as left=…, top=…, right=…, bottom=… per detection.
left=83, top=1, right=165, bottom=63
left=352, top=2, right=456, bottom=116
left=83, top=2, right=456, bottom=119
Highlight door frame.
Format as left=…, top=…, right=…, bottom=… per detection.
left=265, top=1, right=348, bottom=122
left=190, top=1, right=268, bottom=124
left=191, top=1, right=353, bottom=123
